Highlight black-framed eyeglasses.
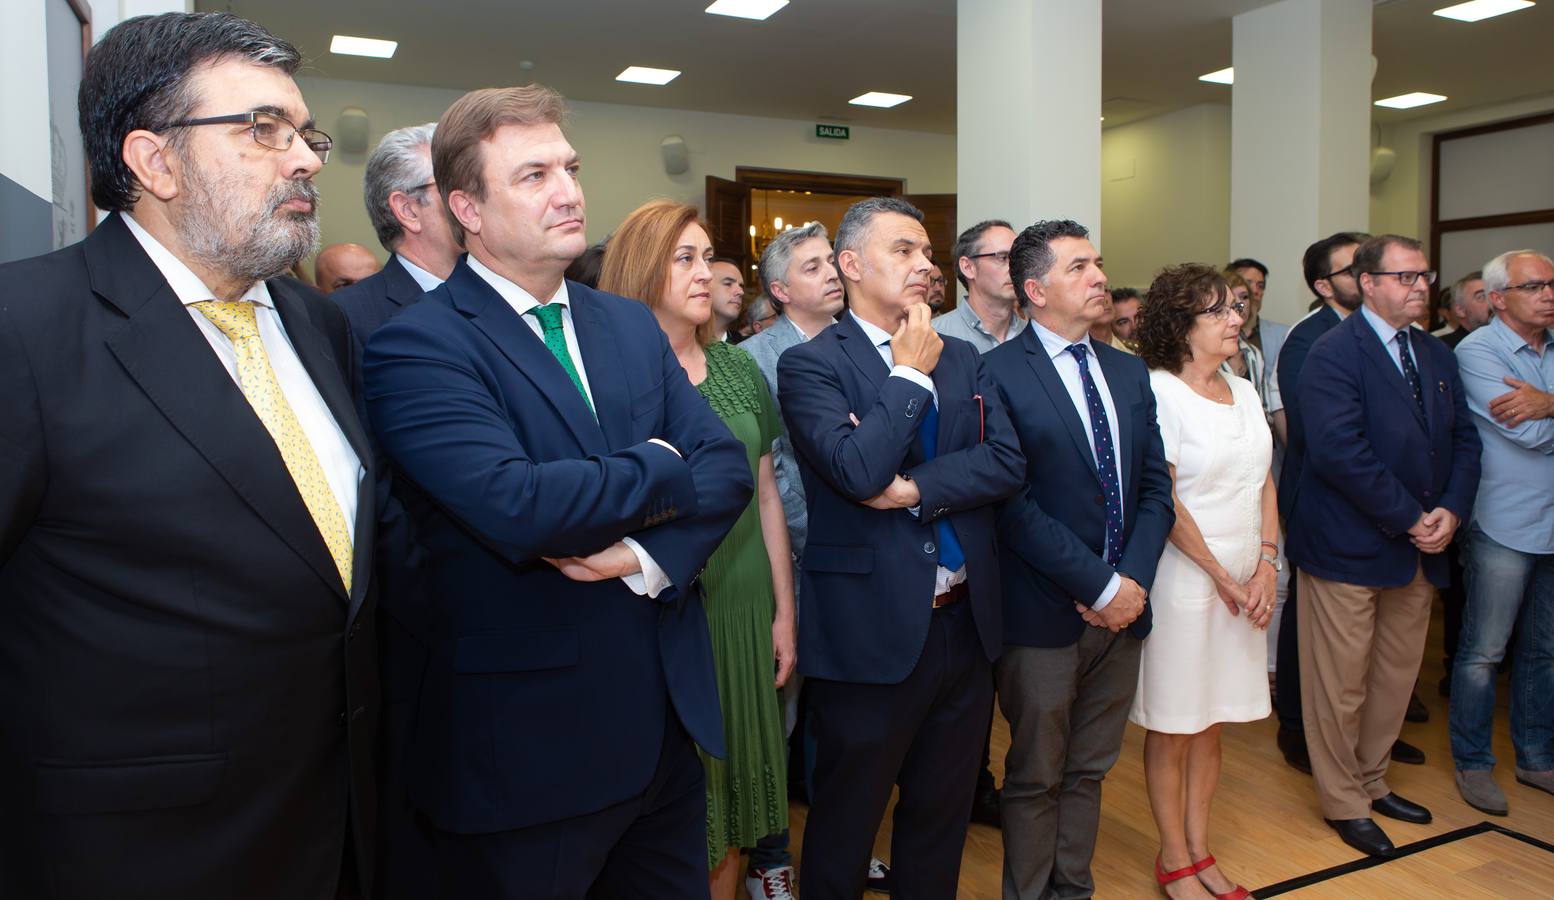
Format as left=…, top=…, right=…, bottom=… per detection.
left=167, top=111, right=333, bottom=164
left=1503, top=279, right=1554, bottom=294
left=1320, top=265, right=1353, bottom=280
left=1199, top=300, right=1248, bottom=321
left=968, top=251, right=1011, bottom=264
left=1369, top=270, right=1438, bottom=287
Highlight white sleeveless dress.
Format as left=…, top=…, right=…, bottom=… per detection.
left=1129, top=371, right=1272, bottom=734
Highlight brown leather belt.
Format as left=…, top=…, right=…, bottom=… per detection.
left=932, top=581, right=968, bottom=609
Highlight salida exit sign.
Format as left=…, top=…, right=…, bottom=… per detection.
left=815, top=124, right=850, bottom=140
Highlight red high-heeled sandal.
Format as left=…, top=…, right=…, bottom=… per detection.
left=1154, top=855, right=1201, bottom=897
left=1191, top=854, right=1252, bottom=900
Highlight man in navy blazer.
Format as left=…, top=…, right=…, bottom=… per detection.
left=778, top=197, right=1023, bottom=900
left=983, top=220, right=1174, bottom=900
left=1288, top=234, right=1480, bottom=857
left=362, top=86, right=751, bottom=898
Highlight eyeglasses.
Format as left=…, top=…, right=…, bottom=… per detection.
left=968, top=251, right=1011, bottom=265
left=1320, top=265, right=1353, bottom=280
left=1199, top=300, right=1248, bottom=321
left=1503, top=279, right=1554, bottom=295
left=1368, top=270, right=1438, bottom=287
left=167, top=111, right=333, bottom=164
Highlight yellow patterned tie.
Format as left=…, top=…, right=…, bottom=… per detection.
left=193, top=301, right=353, bottom=594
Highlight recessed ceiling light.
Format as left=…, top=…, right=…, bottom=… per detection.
left=616, top=66, right=682, bottom=85
left=1198, top=67, right=1234, bottom=85
left=705, top=0, right=790, bottom=20
left=330, top=35, right=398, bottom=59
left=849, top=92, right=912, bottom=108
left=1433, top=0, right=1535, bottom=23
left=1375, top=92, right=1449, bottom=109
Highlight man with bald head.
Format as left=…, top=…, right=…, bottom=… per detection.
left=315, top=242, right=380, bottom=293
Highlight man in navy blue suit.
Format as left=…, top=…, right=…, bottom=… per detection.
left=778, top=197, right=1023, bottom=900
left=362, top=85, right=751, bottom=899
left=1288, top=234, right=1480, bottom=857
left=983, top=220, right=1174, bottom=900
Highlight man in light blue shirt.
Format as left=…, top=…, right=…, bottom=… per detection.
left=933, top=219, right=1028, bottom=353
left=1449, top=249, right=1554, bottom=815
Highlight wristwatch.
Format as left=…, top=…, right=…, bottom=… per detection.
left=1259, top=553, right=1282, bottom=572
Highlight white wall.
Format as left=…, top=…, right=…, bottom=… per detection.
left=1099, top=104, right=1232, bottom=293
left=3, top=0, right=53, bottom=199
left=294, top=76, right=957, bottom=260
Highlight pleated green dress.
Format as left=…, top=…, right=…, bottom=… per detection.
left=694, top=340, right=789, bottom=868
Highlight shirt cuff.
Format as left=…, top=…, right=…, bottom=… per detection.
left=889, top=364, right=934, bottom=393
left=619, top=536, right=672, bottom=599
left=647, top=437, right=682, bottom=458
left=1090, top=573, right=1121, bottom=611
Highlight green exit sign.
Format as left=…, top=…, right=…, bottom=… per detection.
left=816, top=124, right=850, bottom=140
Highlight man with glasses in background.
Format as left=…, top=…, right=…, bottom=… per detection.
left=934, top=219, right=1027, bottom=351
left=0, top=12, right=379, bottom=899
left=1286, top=234, right=1480, bottom=857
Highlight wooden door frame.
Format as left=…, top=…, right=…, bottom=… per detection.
left=734, top=166, right=905, bottom=197
left=1429, top=111, right=1554, bottom=282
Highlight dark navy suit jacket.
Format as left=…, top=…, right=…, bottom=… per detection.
left=983, top=328, right=1175, bottom=648
left=332, top=253, right=428, bottom=366
left=1287, top=311, right=1480, bottom=589
left=1276, top=304, right=1341, bottom=521
left=362, top=260, right=751, bottom=834
left=777, top=313, right=1023, bottom=685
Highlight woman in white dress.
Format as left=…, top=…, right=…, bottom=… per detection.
left=1130, top=264, right=1278, bottom=900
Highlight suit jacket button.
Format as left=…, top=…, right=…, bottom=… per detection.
left=924, top=541, right=936, bottom=555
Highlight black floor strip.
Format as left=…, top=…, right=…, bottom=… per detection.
left=1251, top=821, right=1554, bottom=897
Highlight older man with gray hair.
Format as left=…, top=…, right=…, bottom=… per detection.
left=331, top=122, right=460, bottom=358
left=1449, top=249, right=1554, bottom=816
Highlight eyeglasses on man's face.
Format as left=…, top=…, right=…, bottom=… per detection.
left=968, top=251, right=1011, bottom=265
left=167, top=111, right=333, bottom=164
left=1368, top=270, right=1438, bottom=287
left=1199, top=300, right=1248, bottom=321
left=1503, top=279, right=1554, bottom=295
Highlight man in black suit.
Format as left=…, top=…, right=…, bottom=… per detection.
left=0, top=13, right=376, bottom=900
left=332, top=122, right=461, bottom=361
left=778, top=197, right=1024, bottom=899
left=982, top=220, right=1175, bottom=899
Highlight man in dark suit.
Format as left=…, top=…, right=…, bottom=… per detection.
left=1270, top=230, right=1370, bottom=773
left=0, top=13, right=377, bottom=899
left=778, top=197, right=1024, bottom=900
left=362, top=85, right=751, bottom=899
left=983, top=220, right=1174, bottom=900
left=330, top=121, right=461, bottom=900
left=1288, top=234, right=1481, bottom=857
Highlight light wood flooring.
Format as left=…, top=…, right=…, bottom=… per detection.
left=775, top=599, right=1554, bottom=898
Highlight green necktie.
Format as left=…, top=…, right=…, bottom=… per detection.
left=529, top=302, right=595, bottom=416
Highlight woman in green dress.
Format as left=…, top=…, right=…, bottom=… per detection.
left=600, top=200, right=797, bottom=900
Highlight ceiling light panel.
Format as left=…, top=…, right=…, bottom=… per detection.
left=1433, top=1, right=1535, bottom=23
left=849, top=92, right=913, bottom=108
left=1198, top=67, right=1234, bottom=85
left=1375, top=92, right=1448, bottom=109
left=705, top=0, right=790, bottom=20
left=330, top=35, right=398, bottom=58
left=616, top=66, right=682, bottom=85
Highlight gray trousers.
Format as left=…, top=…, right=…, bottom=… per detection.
left=995, top=629, right=1142, bottom=900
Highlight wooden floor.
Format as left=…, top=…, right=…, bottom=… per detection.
left=776, top=599, right=1554, bottom=898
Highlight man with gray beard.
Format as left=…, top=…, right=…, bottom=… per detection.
left=0, top=12, right=378, bottom=900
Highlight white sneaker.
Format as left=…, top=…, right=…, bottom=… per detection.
left=745, top=864, right=796, bottom=900
left=867, top=857, right=894, bottom=894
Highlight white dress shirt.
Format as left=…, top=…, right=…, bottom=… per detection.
left=123, top=214, right=362, bottom=541
left=396, top=254, right=445, bottom=292
left=848, top=311, right=965, bottom=595
left=1029, top=320, right=1124, bottom=609
left=466, top=255, right=671, bottom=598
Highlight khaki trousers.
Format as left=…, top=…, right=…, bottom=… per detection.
left=1297, top=566, right=1433, bottom=819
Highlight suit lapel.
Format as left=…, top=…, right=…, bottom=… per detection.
left=570, top=284, right=633, bottom=451
left=270, top=280, right=373, bottom=466
left=1022, top=330, right=1103, bottom=489
left=1352, top=316, right=1427, bottom=431
left=1094, top=346, right=1134, bottom=492
left=447, top=264, right=608, bottom=456
left=383, top=254, right=426, bottom=308
left=836, top=314, right=890, bottom=389
left=1410, top=329, right=1438, bottom=432
left=91, top=219, right=349, bottom=601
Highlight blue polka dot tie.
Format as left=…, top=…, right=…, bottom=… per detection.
left=1067, top=344, right=1122, bottom=567
left=1396, top=331, right=1425, bottom=418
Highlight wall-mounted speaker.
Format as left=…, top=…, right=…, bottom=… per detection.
left=661, top=135, right=689, bottom=176
left=1370, top=146, right=1397, bottom=185
left=338, top=107, right=370, bottom=155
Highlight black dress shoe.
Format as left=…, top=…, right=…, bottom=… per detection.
left=1277, top=726, right=1312, bottom=774
left=970, top=784, right=1001, bottom=828
left=1372, top=792, right=1432, bottom=824
left=1405, top=692, right=1429, bottom=724
left=1391, top=738, right=1426, bottom=765
left=1438, top=672, right=1452, bottom=698
left=1325, top=817, right=1397, bottom=857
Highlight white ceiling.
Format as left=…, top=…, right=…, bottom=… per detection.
left=208, top=0, right=1554, bottom=133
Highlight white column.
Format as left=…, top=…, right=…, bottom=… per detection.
left=957, top=0, right=1101, bottom=240
left=1231, top=0, right=1372, bottom=325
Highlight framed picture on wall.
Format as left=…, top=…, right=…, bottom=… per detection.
left=48, top=0, right=93, bottom=248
